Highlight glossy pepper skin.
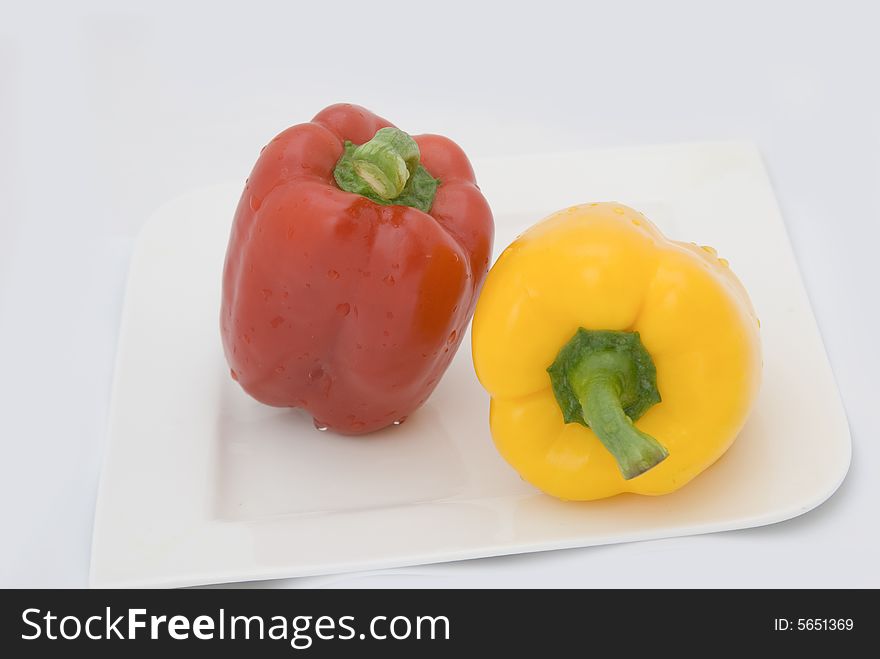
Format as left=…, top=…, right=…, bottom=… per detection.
left=222, top=104, right=493, bottom=434
left=472, top=203, right=761, bottom=500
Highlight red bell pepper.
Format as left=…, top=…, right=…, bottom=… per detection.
left=221, top=104, right=494, bottom=434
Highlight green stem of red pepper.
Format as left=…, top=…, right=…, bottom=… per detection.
left=547, top=329, right=668, bottom=480
left=333, top=128, right=439, bottom=213
left=351, top=127, right=420, bottom=199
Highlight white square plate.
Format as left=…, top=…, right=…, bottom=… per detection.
left=90, top=142, right=850, bottom=588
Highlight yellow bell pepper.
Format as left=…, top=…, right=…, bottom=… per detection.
left=472, top=202, right=762, bottom=500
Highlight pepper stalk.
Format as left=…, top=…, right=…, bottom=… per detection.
left=333, top=127, right=439, bottom=213
left=548, top=329, right=668, bottom=479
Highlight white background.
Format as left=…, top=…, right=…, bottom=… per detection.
left=1, top=0, right=878, bottom=587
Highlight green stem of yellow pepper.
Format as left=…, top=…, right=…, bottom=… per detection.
left=573, top=365, right=669, bottom=480
left=547, top=329, right=668, bottom=480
